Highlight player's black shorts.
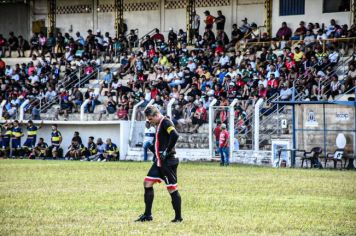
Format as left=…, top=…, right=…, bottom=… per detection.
left=144, top=161, right=179, bottom=191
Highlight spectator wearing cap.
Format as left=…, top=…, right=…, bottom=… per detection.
left=240, top=18, right=250, bottom=34
left=248, top=23, right=260, bottom=42
left=219, top=123, right=230, bottom=166
left=203, top=10, right=215, bottom=30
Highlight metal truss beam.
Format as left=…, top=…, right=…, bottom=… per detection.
left=264, top=0, right=272, bottom=37
left=47, top=0, right=56, bottom=35
left=115, top=0, right=124, bottom=38
left=186, top=0, right=195, bottom=44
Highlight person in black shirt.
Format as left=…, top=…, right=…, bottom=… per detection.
left=215, top=10, right=226, bottom=34
left=135, top=105, right=182, bottom=223
left=6, top=32, right=18, bottom=58
left=230, top=24, right=244, bottom=46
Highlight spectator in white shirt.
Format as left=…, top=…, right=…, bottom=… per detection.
left=143, top=121, right=156, bottom=161
left=5, top=65, right=13, bottom=76
left=328, top=48, right=339, bottom=66
left=303, top=30, right=315, bottom=46
left=29, top=74, right=39, bottom=84
left=280, top=83, right=292, bottom=101
left=218, top=52, right=229, bottom=66
left=45, top=87, right=57, bottom=102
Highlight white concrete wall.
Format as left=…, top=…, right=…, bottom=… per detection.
left=272, top=0, right=352, bottom=36
left=3, top=120, right=131, bottom=158
left=57, top=13, right=94, bottom=37
left=0, top=3, right=30, bottom=38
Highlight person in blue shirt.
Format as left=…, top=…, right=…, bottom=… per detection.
left=23, top=120, right=43, bottom=157
left=99, top=68, right=112, bottom=95
left=102, top=138, right=119, bottom=162
left=11, top=120, right=24, bottom=158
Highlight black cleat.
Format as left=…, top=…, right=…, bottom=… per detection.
left=135, top=214, right=153, bottom=222
left=171, top=218, right=183, bottom=223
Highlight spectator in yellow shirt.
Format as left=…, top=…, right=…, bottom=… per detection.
left=294, top=47, right=304, bottom=65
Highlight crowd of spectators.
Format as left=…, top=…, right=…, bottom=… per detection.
left=1, top=12, right=355, bottom=134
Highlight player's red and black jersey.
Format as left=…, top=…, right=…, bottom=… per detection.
left=153, top=117, right=179, bottom=167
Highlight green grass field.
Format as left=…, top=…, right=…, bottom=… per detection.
left=0, top=160, right=355, bottom=235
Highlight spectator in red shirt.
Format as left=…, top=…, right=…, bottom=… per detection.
left=191, top=101, right=207, bottom=133
left=203, top=10, right=215, bottom=30
left=291, top=21, right=307, bottom=40
left=275, top=22, right=292, bottom=40
left=219, top=123, right=230, bottom=166
left=117, top=104, right=128, bottom=120
left=151, top=28, right=165, bottom=44
left=213, top=121, right=222, bottom=155
left=0, top=57, right=6, bottom=76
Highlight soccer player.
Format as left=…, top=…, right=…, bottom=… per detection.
left=49, top=124, right=62, bottom=159
left=30, top=137, right=49, bottom=159
left=135, top=105, right=182, bottom=223
left=23, top=120, right=43, bottom=157
left=102, top=138, right=119, bottom=161
left=11, top=120, right=24, bottom=158
left=1, top=121, right=13, bottom=158
left=65, top=139, right=85, bottom=160
left=82, top=136, right=97, bottom=161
